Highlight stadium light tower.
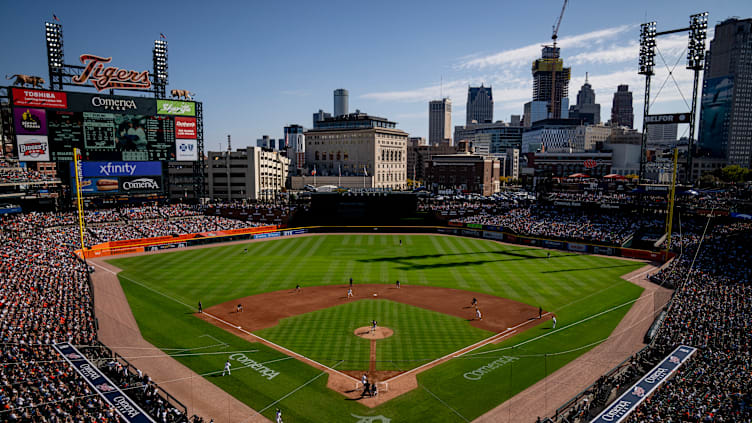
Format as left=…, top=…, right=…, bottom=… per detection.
left=45, top=22, right=64, bottom=90
left=638, top=21, right=657, bottom=181
left=153, top=39, right=168, bottom=99
left=686, top=12, right=708, bottom=182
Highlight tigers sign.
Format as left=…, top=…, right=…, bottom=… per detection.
left=72, top=54, right=151, bottom=92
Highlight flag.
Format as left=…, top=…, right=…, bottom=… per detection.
left=53, top=14, right=60, bottom=22
left=363, top=165, right=368, bottom=177
left=160, top=33, right=167, bottom=39
left=312, top=166, right=316, bottom=176
left=338, top=165, right=341, bottom=177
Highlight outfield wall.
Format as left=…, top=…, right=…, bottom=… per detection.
left=76, top=224, right=673, bottom=263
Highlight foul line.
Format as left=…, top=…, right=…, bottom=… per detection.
left=92, top=260, right=360, bottom=384
left=421, top=383, right=470, bottom=422
left=385, top=313, right=550, bottom=384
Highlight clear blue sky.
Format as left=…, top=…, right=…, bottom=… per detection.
left=2, top=0, right=750, bottom=151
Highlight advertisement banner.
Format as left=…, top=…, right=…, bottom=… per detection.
left=12, top=88, right=68, bottom=108
left=175, top=117, right=197, bottom=139
left=176, top=139, right=198, bottom=161
left=157, top=100, right=195, bottom=116
left=467, top=223, right=483, bottom=229
left=483, top=225, right=503, bottom=232
left=66, top=92, right=157, bottom=115
left=567, top=243, right=588, bottom=252
left=119, top=176, right=162, bottom=194
left=13, top=108, right=48, bottom=135
left=17, top=135, right=50, bottom=161
left=544, top=240, right=563, bottom=249
left=593, top=246, right=614, bottom=256
left=730, top=212, right=752, bottom=220
left=53, top=343, right=155, bottom=423
left=590, top=345, right=696, bottom=423
left=254, top=232, right=281, bottom=239
left=461, top=229, right=481, bottom=237
left=77, top=161, right=163, bottom=177
left=482, top=231, right=505, bottom=241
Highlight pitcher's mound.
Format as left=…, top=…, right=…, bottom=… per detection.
left=354, top=326, right=394, bottom=339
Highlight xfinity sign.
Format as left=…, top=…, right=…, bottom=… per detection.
left=77, top=161, right=162, bottom=178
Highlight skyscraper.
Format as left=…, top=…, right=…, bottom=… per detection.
left=532, top=46, right=571, bottom=119
left=611, top=85, right=634, bottom=128
left=429, top=98, right=452, bottom=145
left=569, top=73, right=601, bottom=124
left=466, top=85, right=493, bottom=125
left=334, top=89, right=349, bottom=117
left=698, top=18, right=752, bottom=167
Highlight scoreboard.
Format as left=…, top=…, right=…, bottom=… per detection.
left=10, top=88, right=198, bottom=162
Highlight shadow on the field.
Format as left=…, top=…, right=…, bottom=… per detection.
left=540, top=263, right=637, bottom=273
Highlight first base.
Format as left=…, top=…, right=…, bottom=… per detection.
left=373, top=293, right=377, bottom=297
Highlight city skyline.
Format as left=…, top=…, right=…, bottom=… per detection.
left=1, top=0, right=750, bottom=152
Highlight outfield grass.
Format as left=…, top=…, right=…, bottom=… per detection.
left=111, top=234, right=645, bottom=422
left=255, top=299, right=493, bottom=371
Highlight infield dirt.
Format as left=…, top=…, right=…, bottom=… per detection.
left=200, top=283, right=546, bottom=406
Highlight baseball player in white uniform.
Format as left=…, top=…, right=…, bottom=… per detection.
left=476, top=308, right=482, bottom=320
left=552, top=315, right=557, bottom=329
left=347, top=287, right=353, bottom=299
left=222, top=359, right=231, bottom=376
left=275, top=408, right=283, bottom=423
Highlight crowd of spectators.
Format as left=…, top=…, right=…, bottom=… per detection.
left=450, top=206, right=653, bottom=246
left=0, top=160, right=59, bottom=184
left=0, top=204, right=271, bottom=422
left=547, top=220, right=752, bottom=422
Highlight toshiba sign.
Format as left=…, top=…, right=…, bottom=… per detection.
left=175, top=117, right=197, bottom=139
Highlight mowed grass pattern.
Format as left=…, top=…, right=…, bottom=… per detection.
left=112, top=234, right=645, bottom=422
left=254, top=299, right=492, bottom=371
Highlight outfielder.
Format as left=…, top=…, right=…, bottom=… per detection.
left=222, top=359, right=231, bottom=376
left=275, top=408, right=283, bottom=423
left=552, top=315, right=557, bottom=329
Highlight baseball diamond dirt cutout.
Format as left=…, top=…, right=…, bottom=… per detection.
left=198, top=283, right=550, bottom=407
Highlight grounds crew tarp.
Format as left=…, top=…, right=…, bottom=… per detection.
left=54, top=342, right=156, bottom=423
left=590, top=345, right=696, bottom=423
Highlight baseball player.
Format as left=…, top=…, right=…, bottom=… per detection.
left=476, top=308, right=482, bottom=320
left=371, top=320, right=377, bottom=334
left=538, top=306, right=542, bottom=319
left=237, top=304, right=243, bottom=312
left=471, top=297, right=478, bottom=307
left=399, top=239, right=402, bottom=246
left=361, top=374, right=368, bottom=386
left=243, top=248, right=247, bottom=254
left=547, top=252, right=551, bottom=259
left=295, top=283, right=301, bottom=293
left=198, top=301, right=202, bottom=314
left=552, top=315, right=557, bottom=329
left=347, top=287, right=353, bottom=299
left=349, top=277, right=353, bottom=287
left=275, top=408, right=283, bottom=423
left=222, top=359, right=231, bottom=376
left=395, top=280, right=400, bottom=288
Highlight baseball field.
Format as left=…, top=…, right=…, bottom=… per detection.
left=109, top=234, right=645, bottom=422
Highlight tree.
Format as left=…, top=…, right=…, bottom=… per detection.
left=719, top=165, right=749, bottom=183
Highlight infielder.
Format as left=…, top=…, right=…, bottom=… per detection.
left=371, top=320, right=377, bottom=334
left=347, top=287, right=353, bottom=299
left=552, top=315, right=557, bottom=329
left=476, top=308, right=482, bottom=320
left=222, top=359, right=231, bottom=376
left=237, top=304, right=243, bottom=312
left=198, top=301, right=202, bottom=313
left=295, top=283, right=301, bottom=293
left=275, top=408, right=283, bottom=423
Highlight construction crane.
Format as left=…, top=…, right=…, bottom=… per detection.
left=549, top=0, right=568, bottom=119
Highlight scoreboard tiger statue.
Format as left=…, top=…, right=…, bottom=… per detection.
left=170, top=89, right=196, bottom=100
left=6, top=74, right=45, bottom=88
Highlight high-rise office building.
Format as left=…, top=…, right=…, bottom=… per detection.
left=466, top=85, right=493, bottom=125
left=284, top=124, right=306, bottom=172
left=611, top=85, right=634, bottom=128
left=334, top=89, right=349, bottom=117
left=313, top=109, right=332, bottom=127
left=429, top=98, right=452, bottom=145
left=698, top=18, right=752, bottom=167
left=532, top=46, right=571, bottom=119
left=569, top=73, right=601, bottom=124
